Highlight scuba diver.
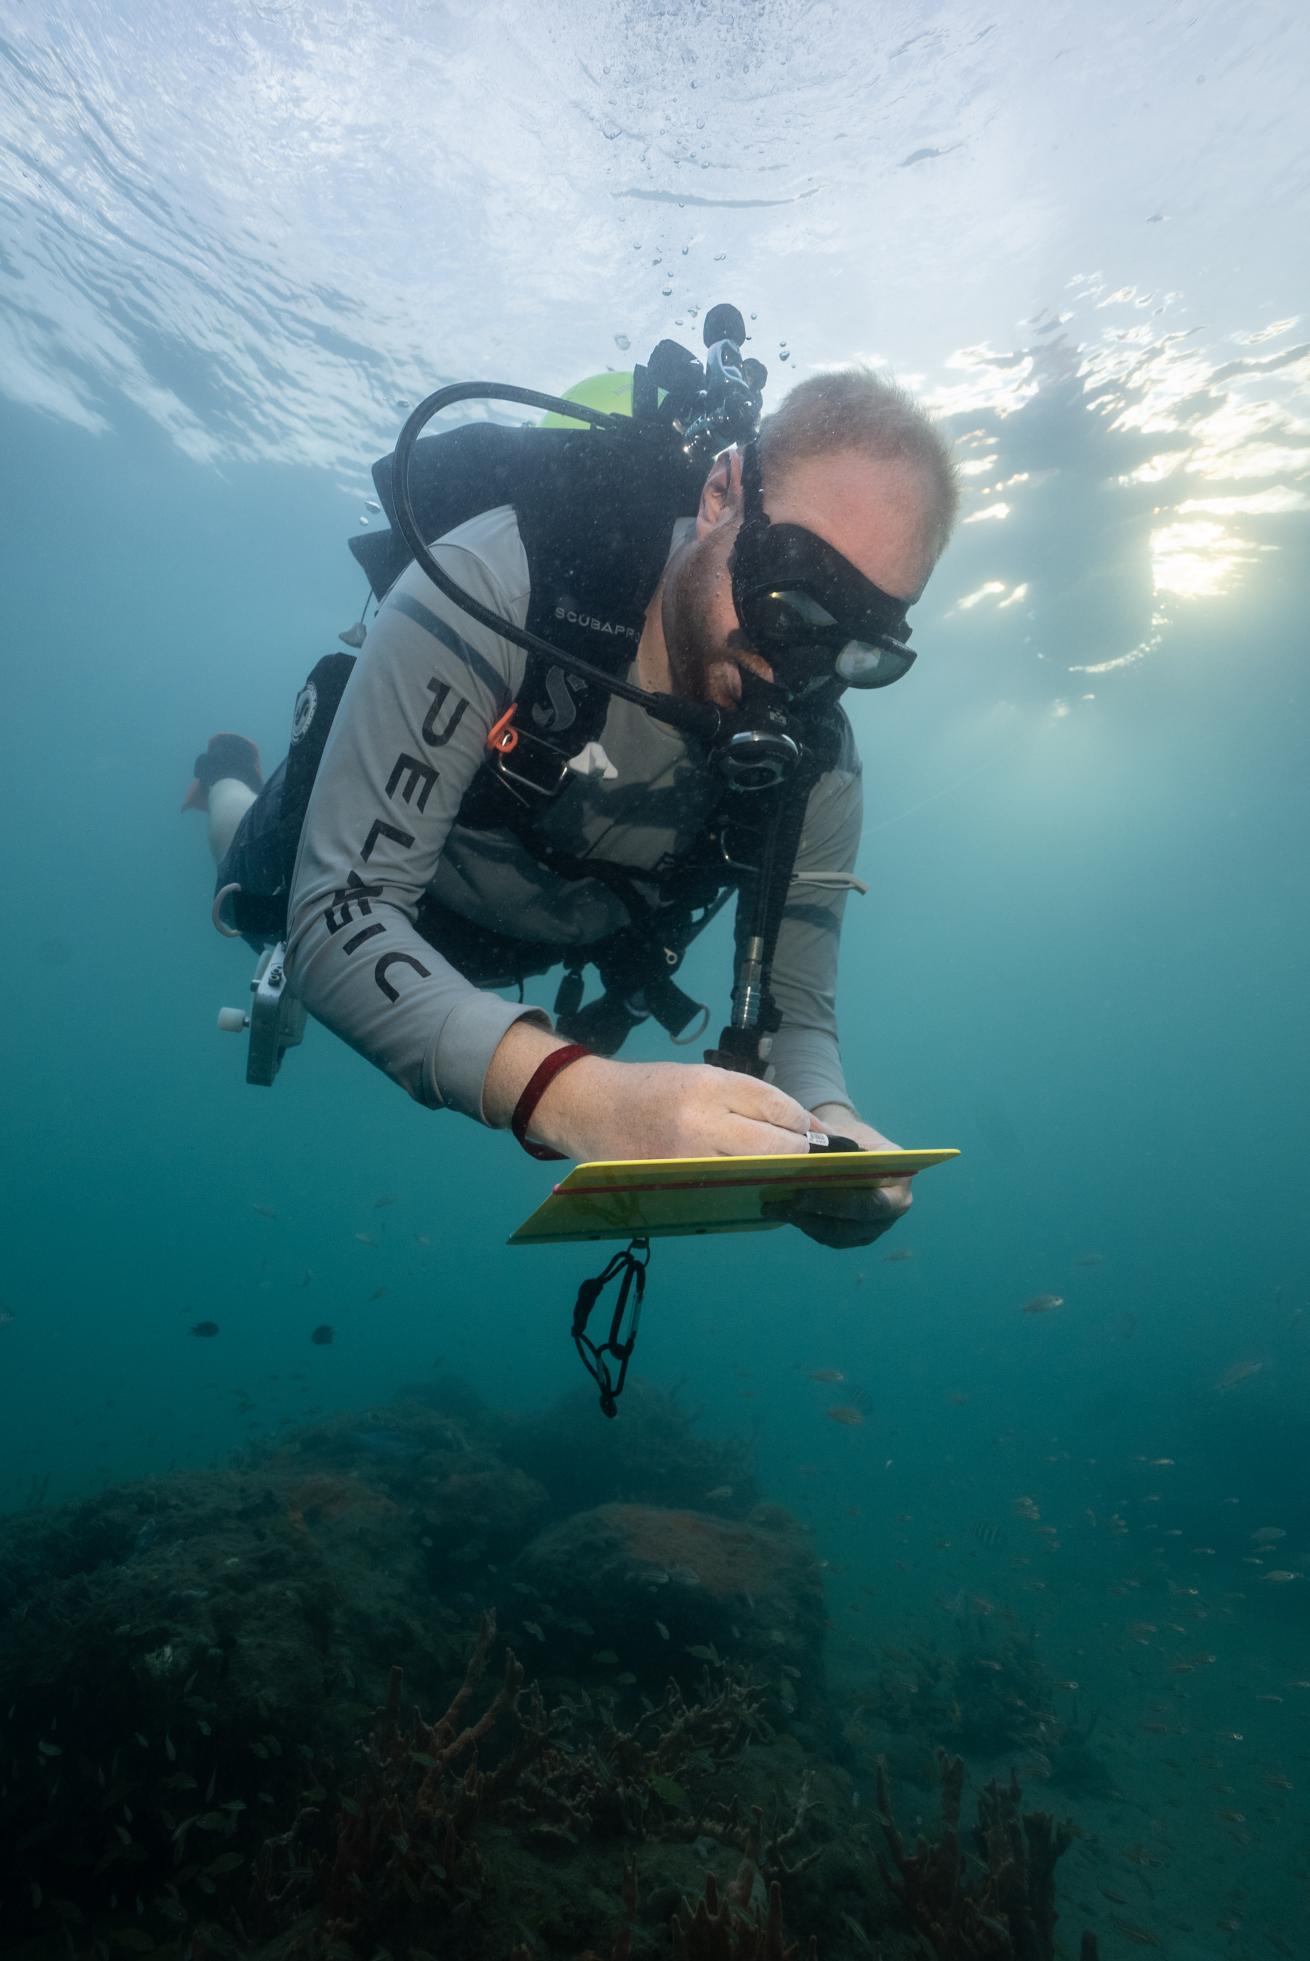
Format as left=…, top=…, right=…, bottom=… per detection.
left=185, top=312, right=958, bottom=1254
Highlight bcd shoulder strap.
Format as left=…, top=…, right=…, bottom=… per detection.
left=352, top=419, right=706, bottom=812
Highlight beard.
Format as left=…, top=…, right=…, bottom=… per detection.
left=661, top=530, right=764, bottom=711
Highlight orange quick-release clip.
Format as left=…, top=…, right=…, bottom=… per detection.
left=487, top=702, right=519, bottom=755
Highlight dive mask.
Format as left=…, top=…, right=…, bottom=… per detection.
left=728, top=441, right=917, bottom=700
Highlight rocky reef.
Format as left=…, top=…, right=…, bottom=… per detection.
left=0, top=1380, right=1128, bottom=1959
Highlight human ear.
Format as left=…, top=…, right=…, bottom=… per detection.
left=695, top=449, right=741, bottom=536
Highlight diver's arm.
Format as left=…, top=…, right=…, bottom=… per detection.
left=482, top=1019, right=818, bottom=1160
left=763, top=748, right=863, bottom=1113
left=763, top=751, right=912, bottom=1245
left=285, top=516, right=550, bottom=1114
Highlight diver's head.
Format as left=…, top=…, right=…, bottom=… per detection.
left=658, top=368, right=956, bottom=717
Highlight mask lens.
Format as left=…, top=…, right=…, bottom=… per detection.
left=835, top=640, right=916, bottom=688
left=749, top=586, right=840, bottom=643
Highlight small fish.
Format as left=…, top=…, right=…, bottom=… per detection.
left=1251, top=1526, right=1286, bottom=1543
left=522, top=1621, right=545, bottom=1641
left=251, top=1204, right=278, bottom=1220
left=1023, top=1293, right=1065, bottom=1314
left=616, top=1672, right=638, bottom=1685
left=367, top=1287, right=387, bottom=1302
left=414, top=1233, right=432, bottom=1247
left=882, top=1247, right=914, bottom=1262
left=654, top=1620, right=670, bottom=1641
left=373, top=1195, right=396, bottom=1209
left=0, top=1308, right=15, bottom=1330
left=1073, top=1252, right=1104, bottom=1267
left=310, top=1325, right=334, bottom=1346
left=592, top=1649, right=620, bottom=1665
left=651, top=1772, right=690, bottom=1811
left=806, top=1368, right=845, bottom=1384
left=354, top=1232, right=378, bottom=1248
left=348, top=1430, right=422, bottom=1460
left=703, top=1485, right=734, bottom=1500
left=686, top=1644, right=720, bottom=1664
left=189, top=1322, right=220, bottom=1338
left=1262, top=1570, right=1303, bottom=1584
left=1111, top=1920, right=1163, bottom=1949
left=1216, top=1358, right=1263, bottom=1391
left=826, top=1406, right=865, bottom=1427
left=974, top=1520, right=999, bottom=1546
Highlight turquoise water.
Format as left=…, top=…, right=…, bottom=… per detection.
left=2, top=5, right=1308, bottom=1955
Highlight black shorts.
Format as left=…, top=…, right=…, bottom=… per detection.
left=213, top=759, right=290, bottom=948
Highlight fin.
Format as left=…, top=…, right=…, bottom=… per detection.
left=182, top=732, right=263, bottom=813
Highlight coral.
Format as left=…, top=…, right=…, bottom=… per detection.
left=1047, top=1703, right=1119, bottom=1800
left=507, top=1664, right=772, bottom=1844
left=505, top=1382, right=759, bottom=1519
left=282, top=1473, right=399, bottom=1532
left=875, top=1749, right=1097, bottom=1961
left=851, top=1623, right=1060, bottom=1767
left=610, top=1508, right=788, bottom=1602
left=673, top=1870, right=818, bottom=1961
left=253, top=1611, right=550, bottom=1957
left=663, top=1772, right=823, bottom=1899
left=509, top=1501, right=825, bottom=1713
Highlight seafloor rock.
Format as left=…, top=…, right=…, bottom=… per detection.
left=0, top=1458, right=489, bottom=1944
left=503, top=1382, right=761, bottom=1519
left=0, top=1389, right=1113, bottom=1961
left=509, top=1500, right=827, bottom=1717
left=260, top=1401, right=552, bottom=1567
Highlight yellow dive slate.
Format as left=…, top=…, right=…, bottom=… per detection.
left=509, top=1149, right=960, bottom=1246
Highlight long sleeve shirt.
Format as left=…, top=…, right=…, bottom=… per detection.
left=286, top=505, right=863, bottom=1120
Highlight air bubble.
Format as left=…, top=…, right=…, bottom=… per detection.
left=614, top=334, right=631, bottom=350
left=661, top=286, right=673, bottom=296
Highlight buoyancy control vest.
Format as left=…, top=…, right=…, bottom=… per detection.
left=228, top=415, right=784, bottom=1054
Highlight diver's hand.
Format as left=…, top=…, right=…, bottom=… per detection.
left=484, top=1024, right=816, bottom=1160
left=764, top=1106, right=914, bottom=1249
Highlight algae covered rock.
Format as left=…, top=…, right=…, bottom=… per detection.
left=508, top=1499, right=826, bottom=1712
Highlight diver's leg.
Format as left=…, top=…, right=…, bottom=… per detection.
left=182, top=734, right=264, bottom=863
left=207, top=778, right=258, bottom=863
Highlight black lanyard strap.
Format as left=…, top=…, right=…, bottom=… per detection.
left=571, top=1238, right=651, bottom=1418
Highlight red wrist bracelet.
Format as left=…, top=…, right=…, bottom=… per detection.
left=511, top=1043, right=593, bottom=1161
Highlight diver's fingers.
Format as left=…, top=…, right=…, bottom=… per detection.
left=722, top=1116, right=818, bottom=1157
left=719, top=1071, right=814, bottom=1139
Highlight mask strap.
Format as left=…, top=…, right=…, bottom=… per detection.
left=739, top=439, right=767, bottom=530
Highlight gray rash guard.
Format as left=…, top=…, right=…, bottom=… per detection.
left=286, top=505, right=863, bottom=1121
